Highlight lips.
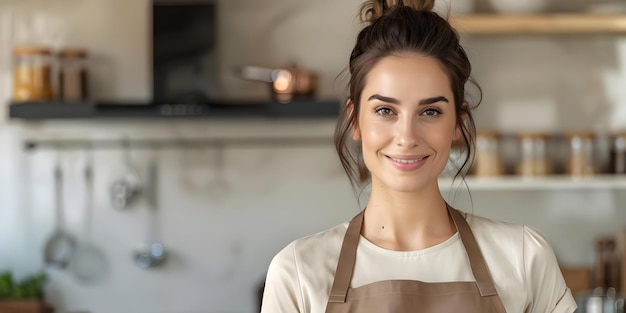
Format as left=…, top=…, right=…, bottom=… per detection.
left=386, top=154, right=429, bottom=171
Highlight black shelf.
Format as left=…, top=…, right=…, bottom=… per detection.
left=8, top=99, right=340, bottom=120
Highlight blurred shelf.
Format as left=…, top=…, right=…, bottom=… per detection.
left=439, top=175, right=626, bottom=190
left=451, top=14, right=626, bottom=35
left=8, top=99, right=340, bottom=120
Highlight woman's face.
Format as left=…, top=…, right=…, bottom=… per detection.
left=353, top=54, right=459, bottom=193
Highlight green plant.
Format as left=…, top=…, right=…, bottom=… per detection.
left=0, top=271, right=47, bottom=299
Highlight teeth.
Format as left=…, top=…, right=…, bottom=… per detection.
left=392, top=157, right=425, bottom=164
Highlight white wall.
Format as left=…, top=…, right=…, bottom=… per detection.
left=0, top=0, right=625, bottom=313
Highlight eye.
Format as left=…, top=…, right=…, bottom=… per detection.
left=422, top=108, right=441, bottom=117
left=375, top=107, right=393, bottom=116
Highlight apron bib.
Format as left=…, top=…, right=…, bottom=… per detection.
left=325, top=206, right=507, bottom=313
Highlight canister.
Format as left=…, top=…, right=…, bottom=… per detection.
left=473, top=130, right=504, bottom=177
left=567, top=131, right=596, bottom=177
left=516, top=133, right=551, bottom=177
left=58, top=48, right=89, bottom=102
left=12, top=45, right=53, bottom=102
left=610, top=132, right=626, bottom=175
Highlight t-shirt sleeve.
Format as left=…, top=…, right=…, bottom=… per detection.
left=261, top=242, right=303, bottom=313
left=523, top=225, right=577, bottom=313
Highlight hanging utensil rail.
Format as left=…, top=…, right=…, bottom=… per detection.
left=23, top=136, right=333, bottom=151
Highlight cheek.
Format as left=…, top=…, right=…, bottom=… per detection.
left=430, top=121, right=457, bottom=150
left=360, top=121, right=389, bottom=148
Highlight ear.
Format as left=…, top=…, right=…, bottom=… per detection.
left=347, top=99, right=361, bottom=141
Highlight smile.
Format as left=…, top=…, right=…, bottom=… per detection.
left=386, top=155, right=430, bottom=171
left=390, top=157, right=426, bottom=164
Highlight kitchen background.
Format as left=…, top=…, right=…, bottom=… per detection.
left=0, top=0, right=625, bottom=312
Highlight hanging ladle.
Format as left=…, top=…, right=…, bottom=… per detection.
left=134, top=157, right=166, bottom=269
left=43, top=152, right=76, bottom=268
left=70, top=148, right=109, bottom=283
left=110, top=139, right=142, bottom=210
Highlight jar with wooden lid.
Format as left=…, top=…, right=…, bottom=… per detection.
left=566, top=131, right=596, bottom=177
left=12, top=46, right=53, bottom=102
left=609, top=132, right=626, bottom=175
left=516, top=133, right=552, bottom=177
left=58, top=48, right=89, bottom=102
left=473, top=131, right=504, bottom=177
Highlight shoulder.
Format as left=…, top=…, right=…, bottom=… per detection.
left=463, top=212, right=527, bottom=251
left=262, top=222, right=349, bottom=313
left=463, top=211, right=559, bottom=266
left=270, top=222, right=348, bottom=272
left=463, top=211, right=548, bottom=247
left=460, top=211, right=576, bottom=313
left=463, top=211, right=557, bottom=261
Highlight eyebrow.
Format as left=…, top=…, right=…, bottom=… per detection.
left=367, top=94, right=449, bottom=105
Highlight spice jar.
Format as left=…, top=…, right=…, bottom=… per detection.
left=58, top=48, right=89, bottom=102
left=516, top=133, right=552, bottom=177
left=609, top=132, right=626, bottom=175
left=473, top=131, right=504, bottom=177
left=12, top=46, right=53, bottom=102
left=566, top=132, right=596, bottom=177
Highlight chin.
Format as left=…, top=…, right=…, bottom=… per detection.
left=384, top=179, right=435, bottom=193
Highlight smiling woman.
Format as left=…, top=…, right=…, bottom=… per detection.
left=260, top=0, right=577, bottom=313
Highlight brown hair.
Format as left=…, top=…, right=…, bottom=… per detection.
left=335, top=0, right=481, bottom=190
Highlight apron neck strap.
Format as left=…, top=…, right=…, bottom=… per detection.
left=328, top=205, right=499, bottom=303
left=448, top=206, right=499, bottom=297
left=328, top=210, right=364, bottom=303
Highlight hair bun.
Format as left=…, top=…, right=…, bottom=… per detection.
left=360, top=0, right=435, bottom=24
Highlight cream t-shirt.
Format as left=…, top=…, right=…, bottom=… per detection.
left=261, top=212, right=577, bottom=313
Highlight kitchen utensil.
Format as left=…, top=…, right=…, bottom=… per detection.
left=576, top=237, right=625, bottom=313
left=235, top=64, right=318, bottom=103
left=43, top=154, right=76, bottom=268
left=577, top=287, right=621, bottom=313
left=110, top=141, right=142, bottom=210
left=134, top=157, right=166, bottom=269
left=69, top=150, right=108, bottom=283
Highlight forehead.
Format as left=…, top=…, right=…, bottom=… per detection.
left=362, top=54, right=452, bottom=100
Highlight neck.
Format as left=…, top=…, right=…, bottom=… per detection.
left=361, top=180, right=456, bottom=251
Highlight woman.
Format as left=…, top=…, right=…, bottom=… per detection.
left=261, top=0, right=576, bottom=312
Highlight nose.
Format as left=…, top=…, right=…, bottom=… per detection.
left=394, top=115, right=419, bottom=148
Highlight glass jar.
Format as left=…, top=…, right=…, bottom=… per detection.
left=473, top=131, right=504, bottom=177
left=516, top=133, right=551, bottom=177
left=12, top=46, right=53, bottom=102
left=609, top=132, right=626, bottom=175
left=58, top=48, right=89, bottom=102
left=566, top=132, right=596, bottom=177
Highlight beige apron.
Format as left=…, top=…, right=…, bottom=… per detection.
left=325, top=206, right=508, bottom=313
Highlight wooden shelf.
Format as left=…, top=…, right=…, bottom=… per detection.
left=451, top=14, right=626, bottom=35
left=439, top=175, right=626, bottom=191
